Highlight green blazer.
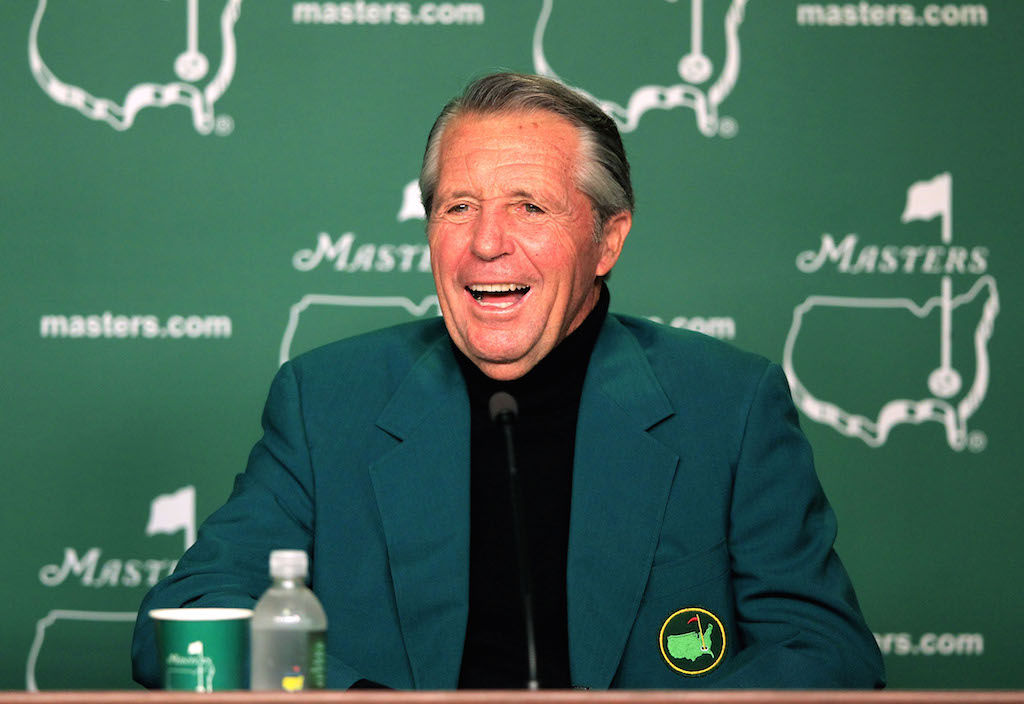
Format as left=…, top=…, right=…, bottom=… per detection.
left=132, top=314, right=884, bottom=689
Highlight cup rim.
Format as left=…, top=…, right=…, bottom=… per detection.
left=149, top=607, right=253, bottom=621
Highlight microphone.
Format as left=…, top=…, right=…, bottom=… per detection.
left=488, top=390, right=518, bottom=425
left=488, top=391, right=539, bottom=691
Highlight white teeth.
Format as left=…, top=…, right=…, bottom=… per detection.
left=467, top=283, right=529, bottom=293
left=466, top=283, right=530, bottom=305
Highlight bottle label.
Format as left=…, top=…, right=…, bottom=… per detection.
left=252, top=630, right=327, bottom=690
left=308, top=634, right=326, bottom=689
left=278, top=633, right=326, bottom=691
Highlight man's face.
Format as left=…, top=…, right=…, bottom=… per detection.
left=428, top=110, right=629, bottom=380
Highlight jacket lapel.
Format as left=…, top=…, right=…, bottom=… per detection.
left=367, top=316, right=678, bottom=690
left=370, top=336, right=470, bottom=690
left=567, top=316, right=679, bottom=688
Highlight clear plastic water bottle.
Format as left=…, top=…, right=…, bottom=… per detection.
left=250, top=549, right=327, bottom=690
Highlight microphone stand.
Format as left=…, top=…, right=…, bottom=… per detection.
left=489, top=391, right=540, bottom=691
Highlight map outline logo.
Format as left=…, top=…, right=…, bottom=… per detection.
left=783, top=173, right=1000, bottom=451
left=28, top=0, right=243, bottom=135
left=659, top=606, right=727, bottom=676
left=532, top=0, right=748, bottom=137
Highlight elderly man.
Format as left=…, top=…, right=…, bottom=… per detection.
left=132, top=73, right=884, bottom=690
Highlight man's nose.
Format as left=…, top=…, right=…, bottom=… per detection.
left=469, top=209, right=513, bottom=261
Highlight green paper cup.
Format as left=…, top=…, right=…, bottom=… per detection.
left=150, top=608, right=253, bottom=691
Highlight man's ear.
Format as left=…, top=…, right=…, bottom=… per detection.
left=595, top=210, right=632, bottom=277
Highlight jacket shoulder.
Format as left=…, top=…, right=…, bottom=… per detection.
left=289, top=317, right=448, bottom=374
left=607, top=313, right=795, bottom=468
left=280, top=317, right=450, bottom=406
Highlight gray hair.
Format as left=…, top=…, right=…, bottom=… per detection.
left=419, top=72, right=634, bottom=241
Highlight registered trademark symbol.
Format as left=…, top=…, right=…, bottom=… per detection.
left=718, top=116, right=738, bottom=138
left=967, top=431, right=987, bottom=453
left=214, top=114, right=234, bottom=136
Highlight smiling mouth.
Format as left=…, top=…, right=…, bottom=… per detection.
left=466, top=283, right=531, bottom=307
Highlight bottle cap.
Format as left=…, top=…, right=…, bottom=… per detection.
left=269, top=549, right=309, bottom=579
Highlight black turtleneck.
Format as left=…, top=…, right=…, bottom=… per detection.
left=455, top=285, right=610, bottom=689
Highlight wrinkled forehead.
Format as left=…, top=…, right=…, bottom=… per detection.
left=436, top=110, right=584, bottom=186
left=442, top=109, right=580, bottom=154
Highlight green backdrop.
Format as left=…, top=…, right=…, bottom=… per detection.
left=2, top=0, right=1019, bottom=690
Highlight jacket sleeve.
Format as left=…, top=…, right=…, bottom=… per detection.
left=715, top=362, right=885, bottom=688
left=130, top=361, right=365, bottom=690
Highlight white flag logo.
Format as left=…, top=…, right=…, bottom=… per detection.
left=145, top=486, right=197, bottom=551
left=902, top=172, right=952, bottom=233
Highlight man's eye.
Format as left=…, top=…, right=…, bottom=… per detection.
left=447, top=204, right=470, bottom=214
left=523, top=203, right=544, bottom=214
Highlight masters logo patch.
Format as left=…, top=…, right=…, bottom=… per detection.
left=659, top=607, right=726, bottom=676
